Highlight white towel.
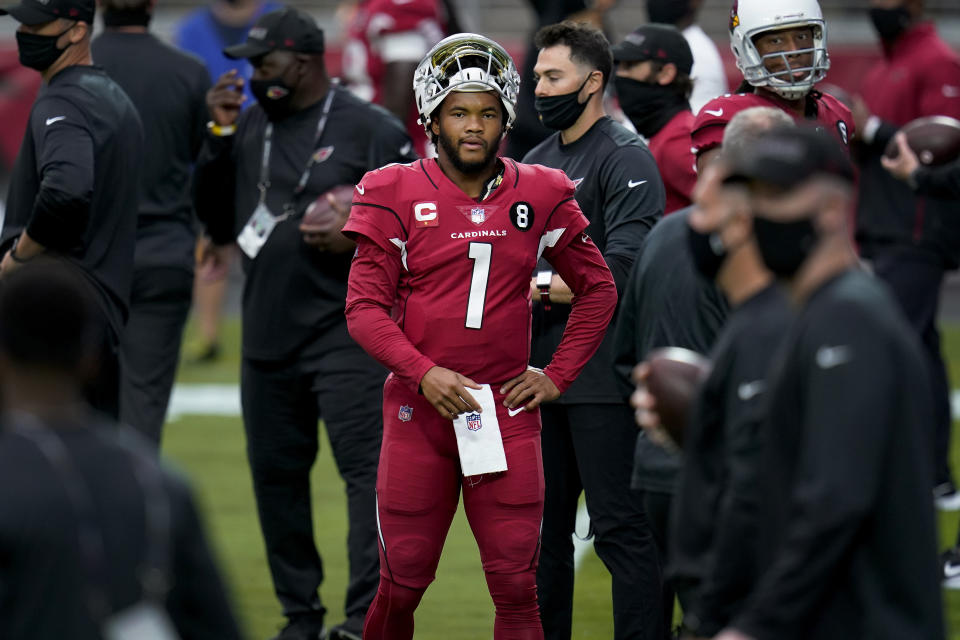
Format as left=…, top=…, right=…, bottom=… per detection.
left=452, top=384, right=508, bottom=477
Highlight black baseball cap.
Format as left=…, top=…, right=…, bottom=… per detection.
left=612, top=24, right=693, bottom=76
left=0, top=0, right=94, bottom=25
left=724, top=126, right=855, bottom=191
left=224, top=7, right=324, bottom=60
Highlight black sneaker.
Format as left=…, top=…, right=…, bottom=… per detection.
left=268, top=614, right=326, bottom=640
left=941, top=547, right=960, bottom=589
left=327, top=618, right=363, bottom=640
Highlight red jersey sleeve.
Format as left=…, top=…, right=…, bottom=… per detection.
left=345, top=238, right=437, bottom=393
left=342, top=165, right=409, bottom=255
left=538, top=172, right=591, bottom=259
left=691, top=96, right=735, bottom=157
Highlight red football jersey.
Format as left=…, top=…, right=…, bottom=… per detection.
left=649, top=110, right=696, bottom=214
left=342, top=0, right=445, bottom=158
left=343, top=158, right=616, bottom=392
left=691, top=91, right=854, bottom=157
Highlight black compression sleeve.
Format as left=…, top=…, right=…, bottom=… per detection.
left=25, top=186, right=91, bottom=251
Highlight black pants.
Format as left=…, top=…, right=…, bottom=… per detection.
left=644, top=490, right=694, bottom=640
left=241, top=323, right=385, bottom=625
left=538, top=403, right=662, bottom=640
left=84, top=310, right=121, bottom=421
left=119, top=267, right=193, bottom=444
left=873, top=248, right=953, bottom=487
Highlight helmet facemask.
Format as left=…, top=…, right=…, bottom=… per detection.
left=729, top=0, right=830, bottom=101
left=739, top=24, right=830, bottom=100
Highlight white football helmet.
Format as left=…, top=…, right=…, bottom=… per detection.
left=413, top=33, right=521, bottom=135
left=729, top=0, right=830, bottom=101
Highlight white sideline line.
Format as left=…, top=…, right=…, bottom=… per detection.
left=169, top=384, right=960, bottom=424
left=167, top=384, right=241, bottom=421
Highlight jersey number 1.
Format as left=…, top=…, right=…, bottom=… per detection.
left=465, top=242, right=491, bottom=329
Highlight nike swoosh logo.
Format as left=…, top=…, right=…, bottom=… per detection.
left=399, top=142, right=412, bottom=156
left=45, top=116, right=66, bottom=126
left=508, top=406, right=524, bottom=417
left=945, top=562, right=960, bottom=578
left=704, top=108, right=724, bottom=117
left=572, top=177, right=585, bottom=189
left=355, top=184, right=365, bottom=195
left=737, top=380, right=765, bottom=401
left=627, top=180, right=647, bottom=188
left=816, top=345, right=852, bottom=370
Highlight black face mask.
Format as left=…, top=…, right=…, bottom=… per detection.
left=102, top=7, right=151, bottom=27
left=614, top=76, right=686, bottom=138
left=646, top=0, right=692, bottom=25
left=535, top=75, right=594, bottom=131
left=686, top=223, right=729, bottom=281
left=250, top=71, right=298, bottom=121
left=752, top=215, right=819, bottom=277
left=869, top=6, right=911, bottom=43
left=16, top=25, right=74, bottom=72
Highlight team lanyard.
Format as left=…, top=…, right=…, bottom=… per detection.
left=8, top=414, right=172, bottom=624
left=257, top=78, right=340, bottom=218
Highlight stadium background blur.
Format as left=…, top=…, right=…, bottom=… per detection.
left=0, top=1, right=958, bottom=638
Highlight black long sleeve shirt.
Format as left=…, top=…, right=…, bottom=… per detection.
left=92, top=32, right=211, bottom=274
left=734, top=270, right=944, bottom=640
left=524, top=116, right=665, bottom=404
left=2, top=66, right=143, bottom=338
left=0, top=415, right=242, bottom=640
left=611, top=208, right=728, bottom=493
left=194, top=88, right=416, bottom=361
left=668, top=283, right=791, bottom=636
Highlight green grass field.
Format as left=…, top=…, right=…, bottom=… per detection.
left=163, top=318, right=960, bottom=639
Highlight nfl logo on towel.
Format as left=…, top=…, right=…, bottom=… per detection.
left=466, top=412, right=482, bottom=431
left=398, top=405, right=413, bottom=422
left=471, top=208, right=485, bottom=224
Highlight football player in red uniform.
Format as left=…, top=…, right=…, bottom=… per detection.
left=692, top=0, right=853, bottom=170
left=343, top=34, right=618, bottom=640
left=341, top=0, right=448, bottom=157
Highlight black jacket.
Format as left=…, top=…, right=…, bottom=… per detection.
left=734, top=270, right=943, bottom=640
left=612, top=208, right=728, bottom=493
left=0, top=413, right=242, bottom=640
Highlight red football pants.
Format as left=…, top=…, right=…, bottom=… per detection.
left=363, top=374, right=545, bottom=640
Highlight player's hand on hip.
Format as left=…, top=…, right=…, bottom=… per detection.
left=420, top=366, right=483, bottom=420
left=500, top=366, right=560, bottom=413
left=207, top=69, right=246, bottom=126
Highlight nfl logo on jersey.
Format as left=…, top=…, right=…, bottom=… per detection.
left=471, top=208, right=486, bottom=224
left=398, top=405, right=413, bottom=422
left=466, top=412, right=482, bottom=431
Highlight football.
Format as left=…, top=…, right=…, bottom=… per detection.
left=300, top=184, right=356, bottom=233
left=645, top=347, right=711, bottom=447
left=884, top=116, right=960, bottom=166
